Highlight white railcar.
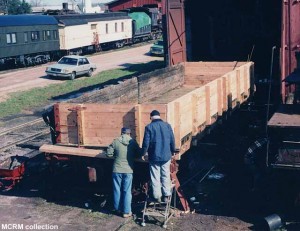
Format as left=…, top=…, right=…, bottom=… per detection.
left=54, top=12, right=132, bottom=54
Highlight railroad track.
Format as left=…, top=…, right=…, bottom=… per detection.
left=0, top=118, right=50, bottom=154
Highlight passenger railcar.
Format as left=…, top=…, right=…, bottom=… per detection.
left=0, top=15, right=59, bottom=68
left=53, top=12, right=133, bottom=54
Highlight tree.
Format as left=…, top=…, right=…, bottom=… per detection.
left=30, top=0, right=42, bottom=7
left=0, top=0, right=8, bottom=14
left=7, top=0, right=31, bottom=14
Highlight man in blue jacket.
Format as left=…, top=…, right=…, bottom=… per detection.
left=142, top=110, right=176, bottom=203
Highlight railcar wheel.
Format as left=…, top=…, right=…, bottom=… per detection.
left=87, top=69, right=93, bottom=77
left=70, top=71, right=76, bottom=80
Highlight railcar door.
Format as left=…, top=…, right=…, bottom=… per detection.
left=281, top=0, right=300, bottom=101
left=164, top=0, right=186, bottom=66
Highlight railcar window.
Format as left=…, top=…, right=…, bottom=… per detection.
left=53, top=30, right=58, bottom=39
left=106, top=23, right=108, bottom=34
left=121, top=22, right=124, bottom=32
left=91, top=24, right=97, bottom=30
left=6, top=33, right=17, bottom=44
left=43, top=30, right=51, bottom=41
left=115, top=23, right=118, bottom=32
left=31, top=31, right=39, bottom=41
left=24, top=32, right=28, bottom=43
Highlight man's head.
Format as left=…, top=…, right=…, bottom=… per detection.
left=150, top=110, right=160, bottom=120
left=121, top=127, right=131, bottom=135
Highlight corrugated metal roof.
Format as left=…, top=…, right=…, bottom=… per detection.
left=0, top=15, right=57, bottom=27
left=54, top=12, right=130, bottom=26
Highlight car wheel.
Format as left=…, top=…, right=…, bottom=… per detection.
left=70, top=71, right=76, bottom=80
left=87, top=68, right=93, bottom=77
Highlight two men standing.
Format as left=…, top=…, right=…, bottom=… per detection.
left=107, top=109, right=176, bottom=217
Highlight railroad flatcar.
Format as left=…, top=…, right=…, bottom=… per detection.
left=0, top=15, right=59, bottom=68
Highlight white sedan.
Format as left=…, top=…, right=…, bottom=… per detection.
left=45, top=55, right=97, bottom=80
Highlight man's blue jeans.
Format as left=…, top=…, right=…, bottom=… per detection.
left=149, top=160, right=171, bottom=199
left=112, top=172, right=133, bottom=214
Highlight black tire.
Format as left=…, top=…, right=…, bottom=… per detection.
left=69, top=71, right=76, bottom=80
left=87, top=68, right=93, bottom=77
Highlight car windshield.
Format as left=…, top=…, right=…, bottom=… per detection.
left=154, top=40, right=164, bottom=46
left=58, top=57, right=78, bottom=65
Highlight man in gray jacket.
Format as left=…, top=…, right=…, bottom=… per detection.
left=106, top=127, right=140, bottom=218
left=142, top=110, right=176, bottom=203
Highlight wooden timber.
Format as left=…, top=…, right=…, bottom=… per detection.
left=40, top=61, right=254, bottom=159
left=268, top=104, right=300, bottom=128
left=40, top=144, right=105, bottom=158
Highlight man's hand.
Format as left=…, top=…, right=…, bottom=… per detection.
left=141, top=155, right=148, bottom=161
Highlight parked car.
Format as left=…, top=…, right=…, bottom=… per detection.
left=149, top=39, right=164, bottom=56
left=45, top=55, right=97, bottom=80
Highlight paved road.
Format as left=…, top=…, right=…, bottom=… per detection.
left=0, top=44, right=162, bottom=102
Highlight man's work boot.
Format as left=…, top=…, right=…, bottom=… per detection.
left=123, top=212, right=132, bottom=218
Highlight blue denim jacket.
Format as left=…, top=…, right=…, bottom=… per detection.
left=142, top=119, right=176, bottom=162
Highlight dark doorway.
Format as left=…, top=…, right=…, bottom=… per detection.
left=184, top=0, right=281, bottom=76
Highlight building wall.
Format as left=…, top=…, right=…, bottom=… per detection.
left=108, top=0, right=161, bottom=12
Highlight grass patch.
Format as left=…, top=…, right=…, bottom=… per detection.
left=0, top=60, right=164, bottom=119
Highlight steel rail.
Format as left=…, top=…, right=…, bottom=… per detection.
left=0, top=128, right=50, bottom=152
left=0, top=118, right=44, bottom=137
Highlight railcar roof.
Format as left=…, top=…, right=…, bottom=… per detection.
left=54, top=12, right=130, bottom=26
left=0, top=15, right=57, bottom=26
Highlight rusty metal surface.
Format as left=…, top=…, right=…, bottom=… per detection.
left=281, top=0, right=300, bottom=101
left=108, top=0, right=162, bottom=11
left=54, top=104, right=61, bottom=144
left=170, top=158, right=190, bottom=212
left=165, top=0, right=186, bottom=66
left=268, top=104, right=300, bottom=127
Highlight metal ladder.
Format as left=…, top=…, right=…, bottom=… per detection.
left=141, top=182, right=175, bottom=229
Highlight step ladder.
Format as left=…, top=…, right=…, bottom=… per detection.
left=141, top=182, right=175, bottom=229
